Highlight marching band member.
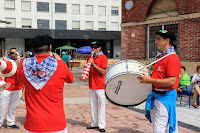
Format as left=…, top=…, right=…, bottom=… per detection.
left=138, top=30, right=180, bottom=133
left=86, top=41, right=108, bottom=132
left=17, top=35, right=74, bottom=133
left=0, top=48, right=23, bottom=129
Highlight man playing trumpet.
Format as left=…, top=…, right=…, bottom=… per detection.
left=86, top=41, right=108, bottom=132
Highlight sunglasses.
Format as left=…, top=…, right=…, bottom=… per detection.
left=10, top=52, right=15, bottom=54
left=91, top=46, right=99, bottom=49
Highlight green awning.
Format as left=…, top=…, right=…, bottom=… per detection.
left=56, top=45, right=77, bottom=50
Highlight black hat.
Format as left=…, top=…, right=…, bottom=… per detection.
left=90, top=41, right=102, bottom=47
left=156, top=30, right=176, bottom=48
left=29, top=35, right=54, bottom=48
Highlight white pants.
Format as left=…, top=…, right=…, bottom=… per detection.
left=25, top=126, right=67, bottom=133
left=89, top=89, right=106, bottom=129
left=150, top=99, right=178, bottom=133
left=0, top=90, right=22, bottom=127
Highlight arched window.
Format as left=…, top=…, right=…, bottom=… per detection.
left=150, top=0, right=177, bottom=15
left=147, top=0, right=179, bottom=59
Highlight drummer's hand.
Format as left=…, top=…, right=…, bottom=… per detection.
left=88, top=58, right=94, bottom=64
left=137, top=73, right=152, bottom=83
left=52, top=52, right=62, bottom=60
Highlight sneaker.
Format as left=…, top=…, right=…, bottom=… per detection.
left=7, top=125, right=19, bottom=129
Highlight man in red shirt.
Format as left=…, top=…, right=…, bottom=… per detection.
left=18, top=35, right=74, bottom=133
left=86, top=41, right=108, bottom=132
left=0, top=48, right=23, bottom=129
left=138, top=30, right=180, bottom=133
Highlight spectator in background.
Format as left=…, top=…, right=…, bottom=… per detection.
left=191, top=65, right=200, bottom=108
left=62, top=51, right=70, bottom=68
left=3, top=50, right=8, bottom=60
left=21, top=51, right=24, bottom=58
left=7, top=50, right=11, bottom=59
left=29, top=51, right=33, bottom=57
left=179, top=66, right=199, bottom=108
left=25, top=51, right=30, bottom=58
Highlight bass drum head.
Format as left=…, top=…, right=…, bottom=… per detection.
left=105, top=73, right=152, bottom=106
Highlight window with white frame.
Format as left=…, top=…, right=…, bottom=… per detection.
left=72, top=21, right=80, bottom=30
left=85, top=5, right=93, bottom=15
left=72, top=4, right=80, bottom=14
left=55, top=3, right=66, bottom=13
left=98, top=22, right=106, bottom=30
left=111, top=22, right=119, bottom=31
left=5, top=0, right=15, bottom=10
left=21, top=1, right=31, bottom=11
left=37, top=19, right=49, bottom=29
left=147, top=22, right=178, bottom=59
left=111, top=7, right=119, bottom=15
left=22, top=19, right=31, bottom=28
left=55, top=20, right=67, bottom=30
left=98, top=6, right=106, bottom=15
left=85, top=21, right=93, bottom=30
left=5, top=18, right=15, bottom=27
left=37, top=2, right=49, bottom=12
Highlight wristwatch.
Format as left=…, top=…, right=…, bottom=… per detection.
left=92, top=63, right=95, bottom=66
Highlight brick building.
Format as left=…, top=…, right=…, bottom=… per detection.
left=121, top=0, right=200, bottom=62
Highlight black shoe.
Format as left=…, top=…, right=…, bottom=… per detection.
left=99, top=129, right=105, bottom=132
left=7, top=125, right=19, bottom=129
left=87, top=126, right=98, bottom=129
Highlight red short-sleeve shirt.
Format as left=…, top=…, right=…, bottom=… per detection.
left=87, top=54, right=108, bottom=89
left=151, top=54, right=180, bottom=90
left=5, top=60, right=23, bottom=91
left=18, top=55, right=74, bottom=132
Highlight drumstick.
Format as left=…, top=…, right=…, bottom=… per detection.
left=140, top=52, right=175, bottom=71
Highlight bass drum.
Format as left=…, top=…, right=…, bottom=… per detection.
left=105, top=60, right=152, bottom=106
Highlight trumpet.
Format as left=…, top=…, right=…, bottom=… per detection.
left=80, top=51, right=94, bottom=81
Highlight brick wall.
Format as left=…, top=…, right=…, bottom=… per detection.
left=121, top=0, right=200, bottom=61
left=178, top=19, right=200, bottom=61
left=122, top=0, right=200, bottom=23
left=121, top=25, right=146, bottom=60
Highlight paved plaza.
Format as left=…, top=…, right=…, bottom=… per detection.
left=0, top=70, right=199, bottom=133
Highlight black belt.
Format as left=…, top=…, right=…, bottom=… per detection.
left=152, top=88, right=166, bottom=95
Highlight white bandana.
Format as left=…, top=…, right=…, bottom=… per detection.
left=23, top=56, right=57, bottom=90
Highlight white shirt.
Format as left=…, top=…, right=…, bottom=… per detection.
left=191, top=73, right=200, bottom=82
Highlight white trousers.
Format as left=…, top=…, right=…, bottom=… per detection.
left=89, top=89, right=106, bottom=129
left=0, top=90, right=22, bottom=126
left=25, top=126, right=67, bottom=133
left=150, top=99, right=178, bottom=133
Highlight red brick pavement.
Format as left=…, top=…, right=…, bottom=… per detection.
left=63, top=84, right=89, bottom=98
left=0, top=74, right=198, bottom=133
left=0, top=104, right=197, bottom=133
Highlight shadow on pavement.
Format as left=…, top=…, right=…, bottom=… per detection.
left=108, top=127, right=144, bottom=133
left=16, top=116, right=25, bottom=125
left=66, top=118, right=89, bottom=127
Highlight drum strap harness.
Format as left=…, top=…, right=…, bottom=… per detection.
left=150, top=46, right=176, bottom=95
